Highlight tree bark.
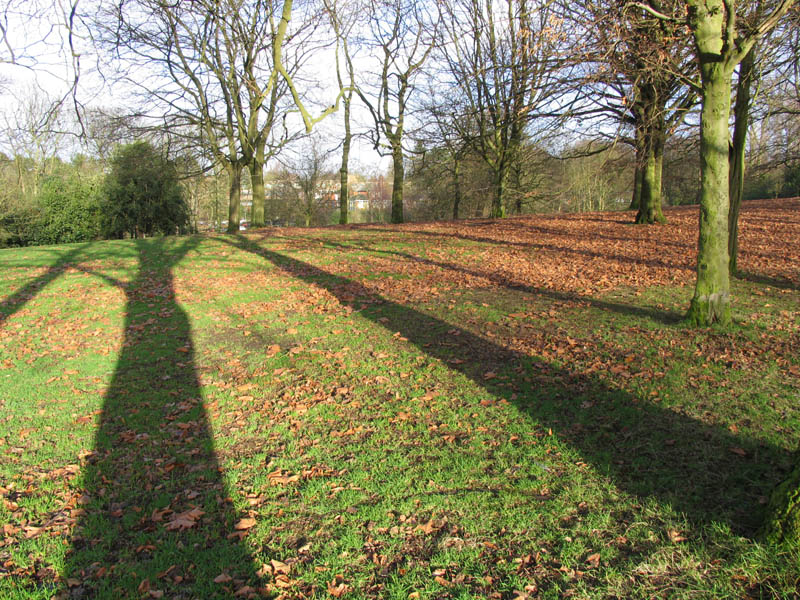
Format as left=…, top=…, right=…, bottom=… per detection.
left=491, top=165, right=506, bottom=218
left=636, top=129, right=666, bottom=224
left=452, top=157, right=461, bottom=221
left=391, top=144, right=404, bottom=224
left=250, top=143, right=266, bottom=228
left=761, top=460, right=800, bottom=546
left=630, top=130, right=644, bottom=211
left=513, top=163, right=524, bottom=214
left=339, top=95, right=352, bottom=225
left=630, top=164, right=643, bottom=211
left=687, top=64, right=732, bottom=326
left=226, top=163, right=242, bottom=234
left=728, top=45, right=756, bottom=276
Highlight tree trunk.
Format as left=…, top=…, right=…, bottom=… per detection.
left=761, top=460, right=800, bottom=546
left=339, top=96, right=351, bottom=225
left=728, top=46, right=755, bottom=276
left=391, top=144, right=404, bottom=224
left=511, top=160, right=523, bottom=214
left=491, top=166, right=506, bottom=219
left=226, top=163, right=242, bottom=234
left=452, top=158, right=461, bottom=221
left=630, top=129, right=644, bottom=211
left=250, top=144, right=266, bottom=228
left=636, top=129, right=666, bottom=224
left=630, top=163, right=643, bottom=211
left=687, top=64, right=732, bottom=326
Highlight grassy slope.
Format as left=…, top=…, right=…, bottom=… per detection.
left=1, top=200, right=799, bottom=599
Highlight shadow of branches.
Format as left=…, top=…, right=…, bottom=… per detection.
left=63, top=238, right=257, bottom=598
left=224, top=234, right=790, bottom=536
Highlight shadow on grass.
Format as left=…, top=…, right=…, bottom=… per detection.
left=0, top=244, right=90, bottom=326
left=63, top=237, right=257, bottom=598
left=300, top=235, right=684, bottom=325
left=735, top=271, right=800, bottom=291
left=362, top=226, right=695, bottom=272
left=225, top=233, right=790, bottom=536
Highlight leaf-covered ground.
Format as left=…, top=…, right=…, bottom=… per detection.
left=1, top=199, right=799, bottom=599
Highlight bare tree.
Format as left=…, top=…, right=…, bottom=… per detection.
left=357, top=0, right=439, bottom=224
left=96, top=0, right=347, bottom=233
left=661, top=0, right=795, bottom=325
left=416, top=97, right=473, bottom=219
left=324, top=0, right=359, bottom=225
left=437, top=0, right=567, bottom=218
left=1, top=86, right=68, bottom=200
left=562, top=0, right=697, bottom=224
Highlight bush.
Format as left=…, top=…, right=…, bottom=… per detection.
left=36, top=174, right=103, bottom=245
left=103, top=141, right=189, bottom=238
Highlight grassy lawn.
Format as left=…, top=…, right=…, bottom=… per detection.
left=1, top=199, right=799, bottom=599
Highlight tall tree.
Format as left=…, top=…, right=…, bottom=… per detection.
left=728, top=44, right=757, bottom=274
left=325, top=0, right=358, bottom=225
left=98, top=0, right=344, bottom=233
left=416, top=97, right=473, bottom=220
left=666, top=0, right=795, bottom=325
left=438, top=0, right=566, bottom=219
left=358, top=0, right=439, bottom=224
left=567, top=0, right=696, bottom=223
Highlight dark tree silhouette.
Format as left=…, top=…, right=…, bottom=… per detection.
left=64, top=238, right=258, bottom=597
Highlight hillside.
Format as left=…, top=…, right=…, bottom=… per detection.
left=1, top=199, right=799, bottom=599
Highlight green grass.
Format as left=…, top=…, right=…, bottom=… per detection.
left=1, top=216, right=799, bottom=599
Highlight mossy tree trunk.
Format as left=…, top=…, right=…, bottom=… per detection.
left=250, top=142, right=266, bottom=229
left=511, top=159, right=524, bottom=215
left=630, top=160, right=643, bottom=211
left=632, top=78, right=666, bottom=225
left=630, top=122, right=645, bottom=211
left=687, top=68, right=733, bottom=325
left=391, top=143, right=404, bottom=224
left=490, top=163, right=506, bottom=219
left=686, top=0, right=735, bottom=326
left=728, top=45, right=756, bottom=276
left=636, top=126, right=666, bottom=224
left=226, top=163, right=242, bottom=234
left=761, top=460, right=800, bottom=546
left=684, top=0, right=791, bottom=325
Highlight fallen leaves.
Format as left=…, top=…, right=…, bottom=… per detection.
left=234, top=517, right=257, bottom=530
left=267, top=468, right=301, bottom=485
left=2, top=201, right=799, bottom=600
left=668, top=529, right=687, bottom=543
left=415, top=518, right=443, bottom=535
left=165, top=507, right=204, bottom=531
left=327, top=574, right=351, bottom=597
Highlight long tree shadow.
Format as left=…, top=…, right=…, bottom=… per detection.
left=225, top=234, right=792, bottom=536
left=0, top=244, right=90, bottom=326
left=735, top=271, right=800, bottom=291
left=64, top=237, right=258, bottom=598
left=362, top=226, right=696, bottom=272
left=299, top=235, right=683, bottom=325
